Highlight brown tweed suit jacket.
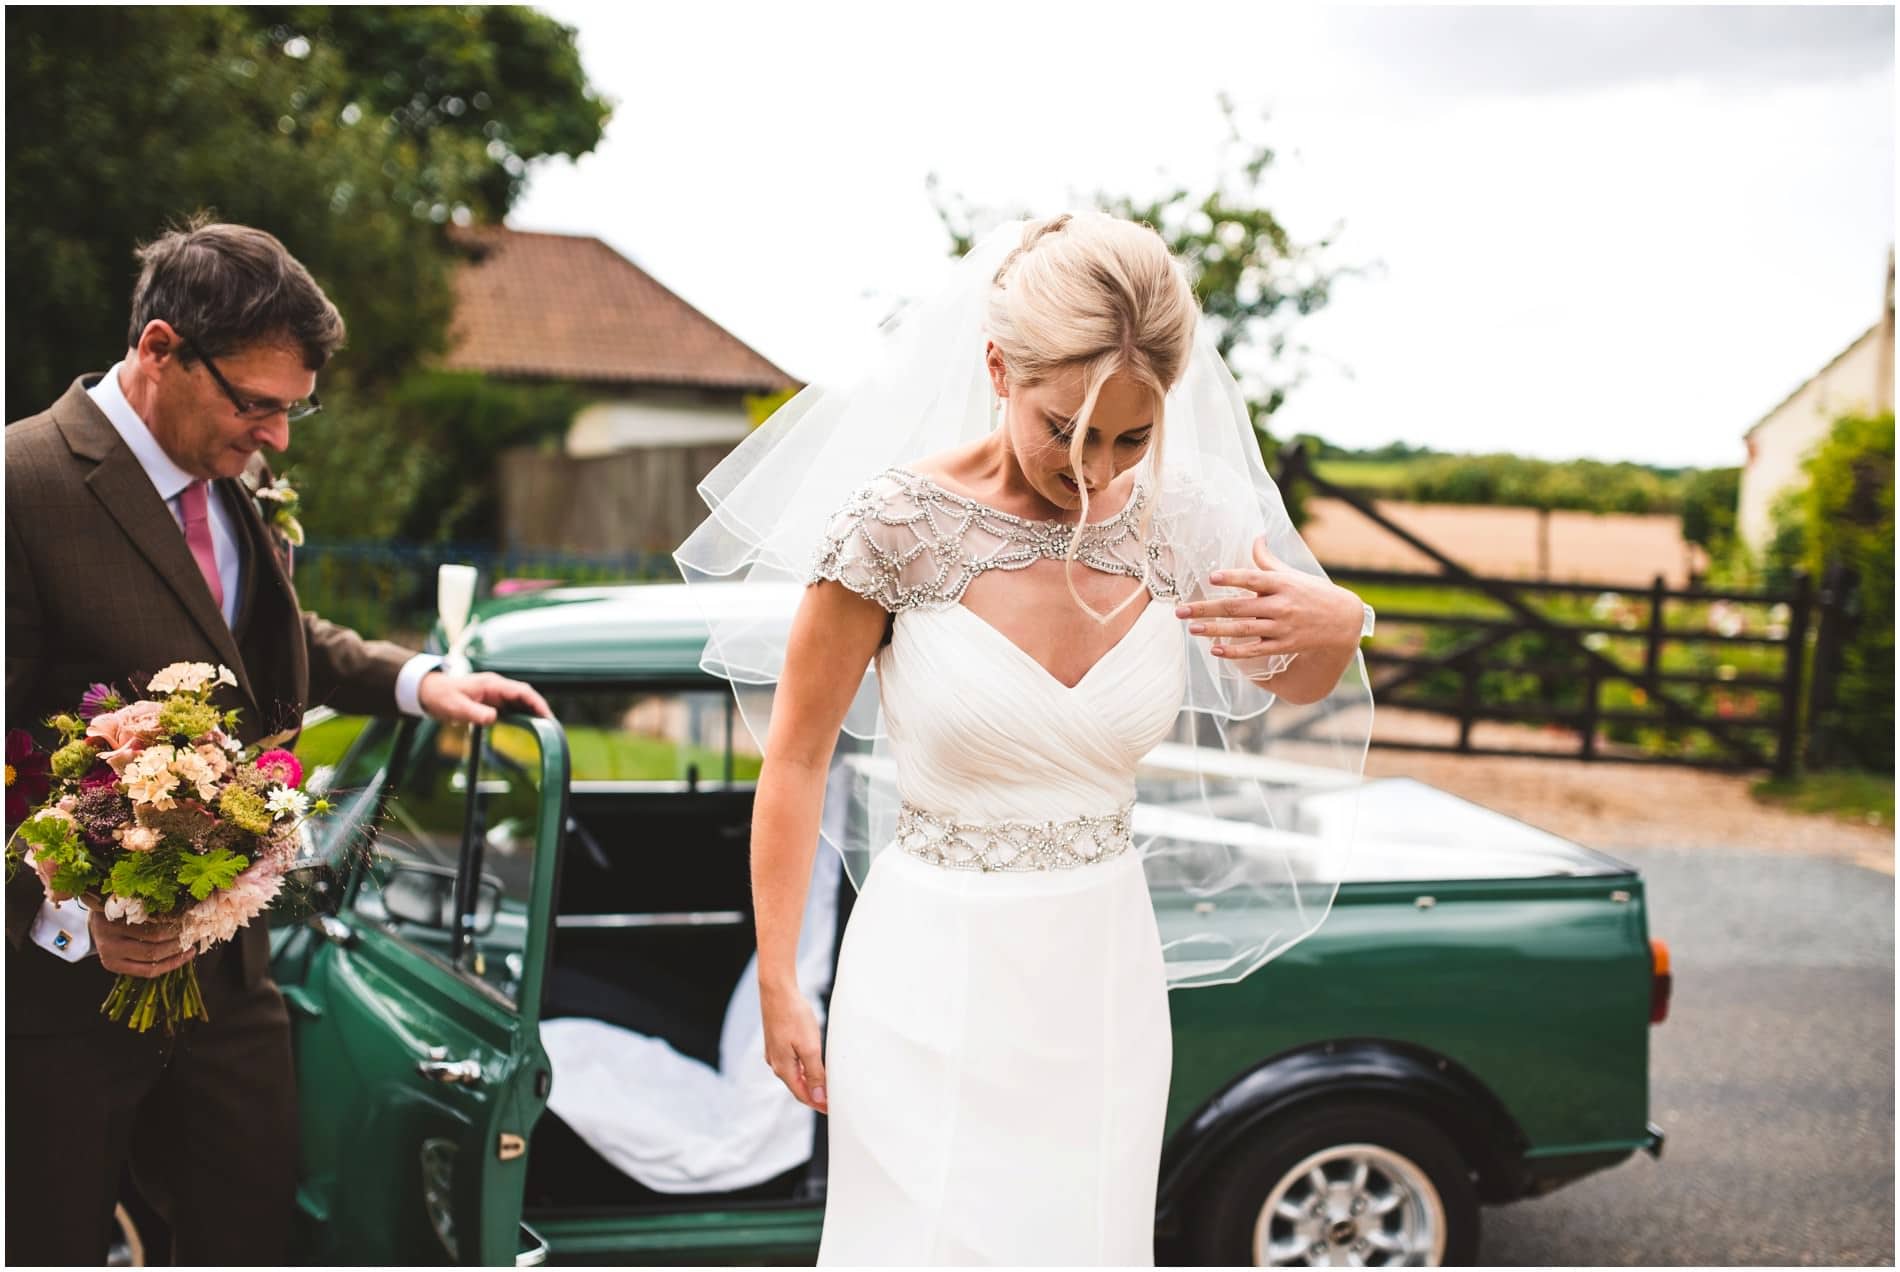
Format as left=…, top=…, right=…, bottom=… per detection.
left=5, top=374, right=416, bottom=1031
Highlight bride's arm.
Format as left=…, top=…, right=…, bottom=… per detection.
left=1176, top=535, right=1369, bottom=707
left=751, top=577, right=888, bottom=1111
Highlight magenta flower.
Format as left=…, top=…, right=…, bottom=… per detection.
left=79, top=683, right=122, bottom=718
left=6, top=730, right=51, bottom=825
left=254, top=749, right=303, bottom=789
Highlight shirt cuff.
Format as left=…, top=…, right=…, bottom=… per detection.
left=396, top=653, right=446, bottom=718
left=30, top=897, right=94, bottom=962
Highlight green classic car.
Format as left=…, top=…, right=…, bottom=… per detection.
left=251, top=581, right=1666, bottom=1267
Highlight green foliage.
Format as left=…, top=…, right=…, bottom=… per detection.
left=13, top=813, right=100, bottom=897
left=1751, top=769, right=1894, bottom=829
left=245, top=6, right=611, bottom=220
left=158, top=697, right=222, bottom=742
left=285, top=371, right=585, bottom=543
left=1311, top=458, right=1418, bottom=493
left=1679, top=466, right=1741, bottom=557
left=926, top=94, right=1359, bottom=503
left=1776, top=412, right=1895, bottom=773
left=218, top=785, right=274, bottom=835
left=1397, top=453, right=1677, bottom=513
left=1292, top=437, right=1725, bottom=519
left=108, top=847, right=184, bottom=911
left=6, top=6, right=606, bottom=420
left=178, top=846, right=249, bottom=901
left=49, top=740, right=100, bottom=781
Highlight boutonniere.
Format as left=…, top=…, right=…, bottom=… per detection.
left=248, top=475, right=305, bottom=548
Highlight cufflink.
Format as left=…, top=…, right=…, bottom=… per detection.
left=53, top=929, right=71, bottom=951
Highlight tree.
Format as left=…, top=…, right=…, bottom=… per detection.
left=1679, top=466, right=1741, bottom=561
left=5, top=6, right=608, bottom=420
left=242, top=6, right=610, bottom=220
left=1779, top=412, right=1894, bottom=772
left=925, top=94, right=1367, bottom=496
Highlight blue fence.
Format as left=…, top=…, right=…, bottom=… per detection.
left=296, top=541, right=680, bottom=641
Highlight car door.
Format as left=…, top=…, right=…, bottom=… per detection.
left=282, top=712, right=568, bottom=1265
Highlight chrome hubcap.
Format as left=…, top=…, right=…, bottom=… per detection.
left=1252, top=1142, right=1447, bottom=1266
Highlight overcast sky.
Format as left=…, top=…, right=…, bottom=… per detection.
left=510, top=3, right=1894, bottom=469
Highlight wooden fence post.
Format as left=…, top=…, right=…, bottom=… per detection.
left=1456, top=652, right=1477, bottom=753
left=1805, top=560, right=1853, bottom=770
left=1580, top=660, right=1600, bottom=760
left=1643, top=574, right=1666, bottom=690
left=1774, top=571, right=1812, bottom=779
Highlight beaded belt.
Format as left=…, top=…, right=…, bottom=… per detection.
left=895, top=801, right=1134, bottom=873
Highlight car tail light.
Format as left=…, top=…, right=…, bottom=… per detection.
left=1649, top=938, right=1672, bottom=1025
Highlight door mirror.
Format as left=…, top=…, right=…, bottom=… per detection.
left=382, top=862, right=502, bottom=936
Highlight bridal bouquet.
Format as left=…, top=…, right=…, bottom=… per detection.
left=5, top=663, right=329, bottom=1033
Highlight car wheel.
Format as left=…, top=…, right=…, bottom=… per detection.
left=1192, top=1098, right=1480, bottom=1267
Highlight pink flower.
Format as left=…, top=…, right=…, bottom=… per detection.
left=253, top=750, right=303, bottom=789
left=89, top=701, right=164, bottom=772
left=178, top=860, right=284, bottom=954
left=120, top=825, right=160, bottom=853
left=22, top=847, right=71, bottom=903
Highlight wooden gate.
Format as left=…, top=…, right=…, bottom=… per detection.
left=1277, top=443, right=1819, bottom=775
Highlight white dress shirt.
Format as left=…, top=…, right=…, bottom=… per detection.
left=32, top=364, right=443, bottom=961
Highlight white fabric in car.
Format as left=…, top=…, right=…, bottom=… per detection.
left=541, top=808, right=842, bottom=1193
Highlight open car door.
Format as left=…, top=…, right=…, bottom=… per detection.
left=280, top=712, right=568, bottom=1265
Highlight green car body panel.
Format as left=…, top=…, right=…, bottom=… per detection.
left=277, top=583, right=1661, bottom=1265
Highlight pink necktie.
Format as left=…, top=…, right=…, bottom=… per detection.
left=178, top=480, right=225, bottom=613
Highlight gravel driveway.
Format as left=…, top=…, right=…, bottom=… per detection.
left=1360, top=712, right=1894, bottom=1265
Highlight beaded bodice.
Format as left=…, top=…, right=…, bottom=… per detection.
left=808, top=468, right=1182, bottom=613
left=808, top=468, right=1190, bottom=869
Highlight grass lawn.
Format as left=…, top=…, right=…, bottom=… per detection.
left=1751, top=770, right=1894, bottom=829
left=294, top=714, right=761, bottom=786
left=550, top=725, right=762, bottom=783
left=1313, top=459, right=1417, bottom=492
left=294, top=713, right=372, bottom=772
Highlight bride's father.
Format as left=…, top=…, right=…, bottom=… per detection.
left=4, top=215, right=551, bottom=1265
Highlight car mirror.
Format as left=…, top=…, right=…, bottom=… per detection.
left=382, top=862, right=502, bottom=936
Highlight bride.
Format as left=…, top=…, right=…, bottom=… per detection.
left=676, top=211, right=1372, bottom=1265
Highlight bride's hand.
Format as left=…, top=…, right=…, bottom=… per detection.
left=1177, top=536, right=1363, bottom=659
left=761, top=980, right=829, bottom=1114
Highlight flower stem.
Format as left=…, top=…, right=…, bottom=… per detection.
left=101, top=964, right=210, bottom=1034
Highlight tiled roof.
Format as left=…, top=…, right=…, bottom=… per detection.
left=438, top=225, right=800, bottom=393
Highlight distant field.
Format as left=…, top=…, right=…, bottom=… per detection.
left=1311, top=459, right=1417, bottom=491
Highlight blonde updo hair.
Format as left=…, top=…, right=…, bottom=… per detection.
left=987, top=210, right=1199, bottom=622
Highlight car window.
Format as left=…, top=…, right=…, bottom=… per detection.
left=463, top=720, right=547, bottom=1007
left=548, top=684, right=761, bottom=789
left=348, top=721, right=472, bottom=964
left=299, top=716, right=399, bottom=871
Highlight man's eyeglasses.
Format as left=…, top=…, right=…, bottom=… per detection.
left=178, top=336, right=323, bottom=423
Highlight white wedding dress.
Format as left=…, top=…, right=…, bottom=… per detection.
left=810, top=469, right=1188, bottom=1266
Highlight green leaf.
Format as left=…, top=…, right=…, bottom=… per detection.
left=107, top=848, right=182, bottom=910
left=177, top=847, right=249, bottom=901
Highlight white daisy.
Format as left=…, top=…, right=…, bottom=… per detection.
left=266, top=787, right=311, bottom=820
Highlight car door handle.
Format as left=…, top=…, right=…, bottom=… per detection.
left=416, top=1057, right=484, bottom=1085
